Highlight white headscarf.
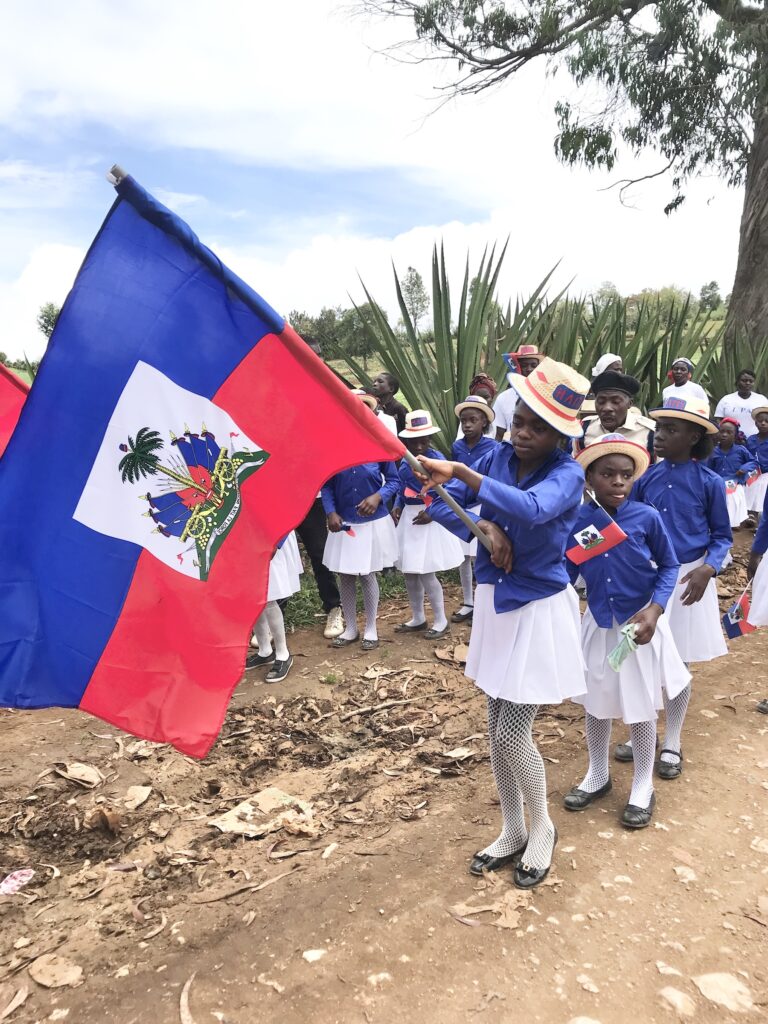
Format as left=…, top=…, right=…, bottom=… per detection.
left=592, top=353, right=622, bottom=378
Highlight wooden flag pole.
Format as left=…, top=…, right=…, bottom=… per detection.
left=401, top=449, right=493, bottom=554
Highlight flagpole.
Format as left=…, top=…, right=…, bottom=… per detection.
left=401, top=449, right=493, bottom=553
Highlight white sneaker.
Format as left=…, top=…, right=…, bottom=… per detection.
left=323, top=607, right=344, bottom=639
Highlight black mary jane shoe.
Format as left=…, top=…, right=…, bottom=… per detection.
left=451, top=607, right=474, bottom=624
left=656, top=748, right=683, bottom=780
left=246, top=648, right=275, bottom=669
left=394, top=621, right=427, bottom=634
left=757, top=699, right=768, bottom=715
left=621, top=792, right=656, bottom=829
left=469, top=846, right=525, bottom=877
left=423, top=625, right=450, bottom=640
left=513, top=827, right=558, bottom=891
left=614, top=742, right=634, bottom=763
left=563, top=777, right=612, bottom=811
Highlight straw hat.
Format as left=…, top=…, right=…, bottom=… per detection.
left=751, top=406, right=768, bottom=420
left=351, top=388, right=377, bottom=411
left=576, top=433, right=650, bottom=482
left=399, top=409, right=441, bottom=438
left=649, top=396, right=718, bottom=434
left=503, top=345, right=545, bottom=375
left=454, top=394, right=495, bottom=424
left=504, top=357, right=590, bottom=438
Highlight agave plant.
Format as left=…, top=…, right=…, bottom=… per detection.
left=328, top=243, right=742, bottom=430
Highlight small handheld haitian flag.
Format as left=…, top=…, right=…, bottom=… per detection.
left=725, top=479, right=739, bottom=496
left=746, top=467, right=762, bottom=486
left=0, top=172, right=405, bottom=758
left=722, top=586, right=756, bottom=639
left=566, top=502, right=628, bottom=566
left=404, top=486, right=433, bottom=506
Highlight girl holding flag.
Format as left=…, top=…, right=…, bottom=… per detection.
left=706, top=418, right=756, bottom=529
left=614, top=397, right=731, bottom=777
left=321, top=393, right=400, bottom=651
left=392, top=410, right=464, bottom=639
left=419, top=358, right=589, bottom=889
left=450, top=396, right=499, bottom=622
left=563, top=435, right=689, bottom=828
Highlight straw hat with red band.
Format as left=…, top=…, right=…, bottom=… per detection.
left=454, top=394, right=495, bottom=424
left=503, top=344, right=545, bottom=376
left=351, top=388, right=377, bottom=411
left=649, top=396, right=718, bottom=435
left=399, top=409, right=441, bottom=438
left=575, top=433, right=650, bottom=482
left=503, top=356, right=591, bottom=438
left=752, top=406, right=768, bottom=420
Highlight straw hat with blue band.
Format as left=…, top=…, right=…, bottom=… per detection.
left=648, top=396, right=718, bottom=435
left=575, top=432, right=650, bottom=482
left=504, top=356, right=591, bottom=438
left=454, top=394, right=495, bottom=423
left=399, top=409, right=442, bottom=438
left=503, top=344, right=545, bottom=378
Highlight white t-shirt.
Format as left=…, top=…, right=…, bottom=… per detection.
left=714, top=391, right=768, bottom=438
left=492, top=389, right=517, bottom=436
left=662, top=380, right=708, bottom=406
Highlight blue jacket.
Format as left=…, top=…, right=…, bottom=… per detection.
left=631, top=459, right=732, bottom=572
left=394, top=447, right=444, bottom=508
left=566, top=500, right=679, bottom=627
left=429, top=444, right=584, bottom=612
left=321, top=461, right=399, bottom=524
left=706, top=444, right=757, bottom=482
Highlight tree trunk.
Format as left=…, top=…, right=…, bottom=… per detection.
left=725, top=106, right=768, bottom=345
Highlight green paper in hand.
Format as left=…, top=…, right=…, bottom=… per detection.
left=608, top=623, right=638, bottom=672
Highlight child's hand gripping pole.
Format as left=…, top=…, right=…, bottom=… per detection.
left=401, top=448, right=493, bottom=554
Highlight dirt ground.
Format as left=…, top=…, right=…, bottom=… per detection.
left=0, top=537, right=766, bottom=1024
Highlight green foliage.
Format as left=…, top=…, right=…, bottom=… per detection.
left=399, top=266, right=430, bottom=328
left=36, top=302, right=60, bottom=340
left=289, top=304, right=378, bottom=369
left=362, top=0, right=765, bottom=210
left=699, top=280, right=723, bottom=311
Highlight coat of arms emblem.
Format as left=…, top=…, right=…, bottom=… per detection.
left=118, top=424, right=269, bottom=581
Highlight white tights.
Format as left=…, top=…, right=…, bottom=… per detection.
left=581, top=714, right=655, bottom=808
left=252, top=601, right=289, bottom=661
left=403, top=572, right=448, bottom=631
left=338, top=572, right=379, bottom=642
left=458, top=556, right=474, bottom=614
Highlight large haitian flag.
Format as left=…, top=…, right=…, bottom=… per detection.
left=0, top=174, right=404, bottom=757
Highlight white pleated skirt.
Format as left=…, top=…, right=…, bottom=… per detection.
left=665, top=557, right=728, bottom=663
left=573, top=607, right=691, bottom=724
left=726, top=485, right=748, bottom=527
left=457, top=503, right=482, bottom=557
left=747, top=472, right=768, bottom=512
left=748, top=554, right=768, bottom=627
left=322, top=515, right=398, bottom=575
left=395, top=505, right=465, bottom=574
left=268, top=532, right=303, bottom=601
left=465, top=584, right=587, bottom=704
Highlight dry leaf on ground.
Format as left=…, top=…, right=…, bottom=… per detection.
left=209, top=787, right=315, bottom=839
left=52, top=762, right=104, bottom=789
left=123, top=786, right=152, bottom=810
left=180, top=971, right=196, bottom=1024
left=28, top=954, right=83, bottom=989
left=0, top=983, right=29, bottom=1021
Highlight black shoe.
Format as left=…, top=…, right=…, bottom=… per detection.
left=513, top=827, right=558, bottom=890
left=265, top=656, right=293, bottom=683
left=451, top=607, right=474, bottom=624
left=394, top=621, right=427, bottom=633
left=423, top=625, right=450, bottom=640
left=757, top=699, right=768, bottom=715
left=621, top=793, right=656, bottom=829
left=656, top=748, right=683, bottom=780
left=614, top=742, right=634, bottom=763
left=468, top=845, right=525, bottom=876
left=246, top=648, right=274, bottom=669
left=563, top=778, right=612, bottom=811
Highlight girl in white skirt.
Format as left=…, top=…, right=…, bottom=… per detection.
left=706, top=418, right=755, bottom=528
left=247, top=532, right=303, bottom=682
left=564, top=435, right=690, bottom=828
left=619, top=396, right=731, bottom=779
left=747, top=492, right=768, bottom=713
left=746, top=406, right=768, bottom=519
left=421, top=358, right=590, bottom=889
left=321, top=436, right=399, bottom=652
left=392, top=410, right=464, bottom=639
left=450, top=396, right=499, bottom=622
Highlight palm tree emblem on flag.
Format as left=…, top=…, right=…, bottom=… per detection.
left=118, top=424, right=269, bottom=581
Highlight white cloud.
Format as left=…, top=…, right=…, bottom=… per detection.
left=0, top=244, right=83, bottom=360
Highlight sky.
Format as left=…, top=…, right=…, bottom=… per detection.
left=0, top=0, right=745, bottom=359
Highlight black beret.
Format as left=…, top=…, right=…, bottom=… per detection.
left=591, top=371, right=640, bottom=397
